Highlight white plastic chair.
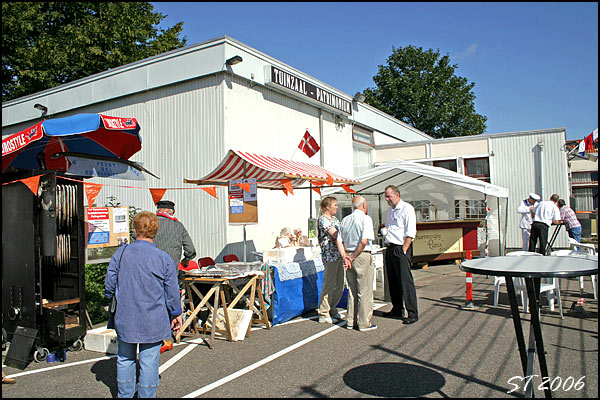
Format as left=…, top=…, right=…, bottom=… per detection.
left=372, top=245, right=385, bottom=290
left=493, top=251, right=541, bottom=310
left=554, top=245, right=597, bottom=300
left=506, top=251, right=563, bottom=318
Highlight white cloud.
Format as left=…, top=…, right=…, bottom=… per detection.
left=455, top=43, right=479, bottom=59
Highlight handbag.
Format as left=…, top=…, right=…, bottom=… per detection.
left=108, top=245, right=127, bottom=318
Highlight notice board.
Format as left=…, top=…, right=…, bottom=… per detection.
left=228, top=178, right=258, bottom=225
left=85, top=206, right=130, bottom=248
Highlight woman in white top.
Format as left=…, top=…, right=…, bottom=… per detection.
left=274, top=227, right=294, bottom=248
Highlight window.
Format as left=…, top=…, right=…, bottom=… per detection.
left=407, top=200, right=432, bottom=222
left=352, top=125, right=374, bottom=146
left=573, top=188, right=598, bottom=211
left=433, top=159, right=458, bottom=172
left=572, top=171, right=598, bottom=184
left=454, top=200, right=487, bottom=220
left=464, top=157, right=490, bottom=182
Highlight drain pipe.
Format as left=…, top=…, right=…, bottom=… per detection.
left=535, top=142, right=545, bottom=199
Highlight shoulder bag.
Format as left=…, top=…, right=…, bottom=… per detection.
left=108, top=245, right=128, bottom=317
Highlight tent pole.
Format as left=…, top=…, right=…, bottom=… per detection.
left=243, top=161, right=247, bottom=262
left=309, top=183, right=313, bottom=219
left=497, top=197, right=503, bottom=256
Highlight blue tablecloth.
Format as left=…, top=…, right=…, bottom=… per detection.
left=270, top=258, right=324, bottom=325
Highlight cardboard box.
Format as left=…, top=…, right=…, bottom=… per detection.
left=84, top=327, right=118, bottom=354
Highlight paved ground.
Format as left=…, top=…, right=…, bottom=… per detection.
left=2, top=262, right=598, bottom=398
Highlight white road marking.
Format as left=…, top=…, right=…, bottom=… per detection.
left=182, top=303, right=386, bottom=398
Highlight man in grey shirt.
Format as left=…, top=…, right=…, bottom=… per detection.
left=154, top=200, right=197, bottom=268
left=337, top=196, right=377, bottom=332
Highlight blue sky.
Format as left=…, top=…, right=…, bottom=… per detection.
left=152, top=2, right=598, bottom=141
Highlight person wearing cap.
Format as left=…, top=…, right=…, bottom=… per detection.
left=517, top=193, right=540, bottom=251
left=153, top=200, right=197, bottom=268
left=529, top=194, right=562, bottom=254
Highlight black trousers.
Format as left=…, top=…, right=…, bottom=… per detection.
left=529, top=221, right=549, bottom=255
left=384, top=243, right=418, bottom=319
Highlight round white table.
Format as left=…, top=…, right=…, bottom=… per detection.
left=461, top=254, right=598, bottom=398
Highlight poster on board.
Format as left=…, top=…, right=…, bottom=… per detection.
left=85, top=206, right=130, bottom=248
left=228, top=178, right=258, bottom=225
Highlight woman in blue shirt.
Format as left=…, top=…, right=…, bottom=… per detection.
left=105, top=211, right=182, bottom=398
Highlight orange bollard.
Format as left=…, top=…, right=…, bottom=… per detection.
left=461, top=250, right=476, bottom=310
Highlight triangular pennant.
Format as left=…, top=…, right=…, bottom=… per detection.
left=280, top=179, right=294, bottom=195
left=237, top=182, right=252, bottom=193
left=311, top=180, right=325, bottom=187
left=326, top=174, right=334, bottom=185
left=150, top=188, right=167, bottom=205
left=19, top=175, right=43, bottom=195
left=84, top=183, right=103, bottom=207
left=312, top=187, right=321, bottom=196
left=341, top=184, right=356, bottom=194
left=282, top=189, right=288, bottom=196
left=201, top=187, right=218, bottom=198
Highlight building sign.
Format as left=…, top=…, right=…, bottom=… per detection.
left=265, top=66, right=352, bottom=115
left=413, top=228, right=463, bottom=256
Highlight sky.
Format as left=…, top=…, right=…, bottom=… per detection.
left=152, top=2, right=598, bottom=141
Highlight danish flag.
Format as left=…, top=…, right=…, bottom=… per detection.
left=298, top=130, right=320, bottom=158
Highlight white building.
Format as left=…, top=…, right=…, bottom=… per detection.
left=374, top=128, right=572, bottom=250
left=2, top=35, right=433, bottom=261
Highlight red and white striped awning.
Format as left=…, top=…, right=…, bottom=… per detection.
left=184, top=150, right=360, bottom=189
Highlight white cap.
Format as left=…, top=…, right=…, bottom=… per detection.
left=529, top=193, right=541, bottom=201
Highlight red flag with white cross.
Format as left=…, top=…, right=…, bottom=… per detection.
left=298, top=130, right=320, bottom=158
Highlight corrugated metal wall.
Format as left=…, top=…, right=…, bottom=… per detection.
left=489, top=130, right=570, bottom=249
left=73, top=74, right=228, bottom=260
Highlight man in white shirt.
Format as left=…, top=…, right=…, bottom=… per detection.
left=517, top=193, right=540, bottom=251
left=337, top=196, right=377, bottom=332
left=529, top=193, right=562, bottom=255
left=382, top=185, right=419, bottom=325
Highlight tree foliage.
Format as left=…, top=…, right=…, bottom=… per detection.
left=363, top=45, right=487, bottom=138
left=2, top=2, right=187, bottom=102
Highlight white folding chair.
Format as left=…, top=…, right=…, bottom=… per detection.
left=554, top=246, right=597, bottom=300
left=493, top=251, right=542, bottom=311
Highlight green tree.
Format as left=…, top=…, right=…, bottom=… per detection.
left=2, top=2, right=187, bottom=102
left=363, top=45, right=487, bottom=139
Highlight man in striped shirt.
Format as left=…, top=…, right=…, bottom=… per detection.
left=153, top=200, right=197, bottom=268
left=558, top=199, right=582, bottom=244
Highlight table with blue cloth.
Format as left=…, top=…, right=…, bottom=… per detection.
left=268, top=257, right=325, bottom=326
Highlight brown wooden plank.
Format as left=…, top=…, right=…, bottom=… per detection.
left=42, top=298, right=80, bottom=308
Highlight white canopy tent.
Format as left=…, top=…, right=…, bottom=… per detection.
left=321, top=160, right=510, bottom=256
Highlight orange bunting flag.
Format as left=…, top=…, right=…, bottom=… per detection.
left=280, top=179, right=294, bottom=195
left=341, top=184, right=356, bottom=194
left=312, top=187, right=321, bottom=196
left=84, top=183, right=103, bottom=207
left=282, top=189, right=288, bottom=196
left=150, top=188, right=167, bottom=205
left=201, top=187, right=218, bottom=198
left=311, top=180, right=325, bottom=187
left=19, top=175, right=43, bottom=195
left=237, top=182, right=252, bottom=193
left=326, top=174, right=334, bottom=185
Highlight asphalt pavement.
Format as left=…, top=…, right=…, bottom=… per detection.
left=2, top=262, right=598, bottom=398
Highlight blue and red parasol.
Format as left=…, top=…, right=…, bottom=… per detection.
left=2, top=113, right=143, bottom=173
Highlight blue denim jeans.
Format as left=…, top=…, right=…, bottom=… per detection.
left=117, top=339, right=161, bottom=398
left=568, top=225, right=582, bottom=244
